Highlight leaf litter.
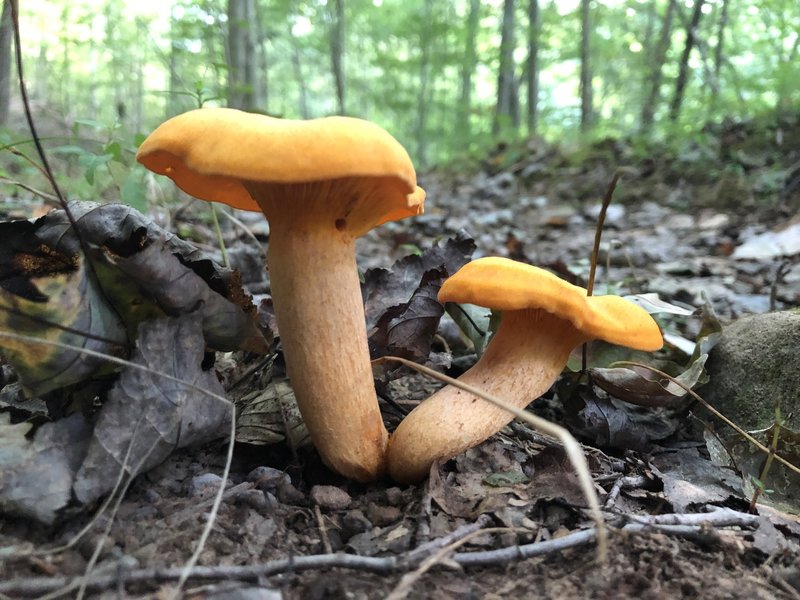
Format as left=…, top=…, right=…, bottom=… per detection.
left=2, top=125, right=800, bottom=597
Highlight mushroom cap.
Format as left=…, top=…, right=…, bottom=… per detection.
left=135, top=108, right=424, bottom=223
left=439, top=257, right=663, bottom=351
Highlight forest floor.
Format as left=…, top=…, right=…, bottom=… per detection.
left=1, top=115, right=800, bottom=599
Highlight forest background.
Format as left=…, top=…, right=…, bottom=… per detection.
left=1, top=0, right=798, bottom=191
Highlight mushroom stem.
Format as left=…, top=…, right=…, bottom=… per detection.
left=264, top=211, right=388, bottom=482
left=387, top=309, right=587, bottom=483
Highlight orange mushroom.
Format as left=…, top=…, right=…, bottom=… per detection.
left=386, top=257, right=663, bottom=483
left=136, top=108, right=424, bottom=481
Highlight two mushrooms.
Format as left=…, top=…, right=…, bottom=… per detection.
left=136, top=108, right=662, bottom=485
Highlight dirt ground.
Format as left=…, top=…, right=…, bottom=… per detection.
left=2, top=119, right=800, bottom=598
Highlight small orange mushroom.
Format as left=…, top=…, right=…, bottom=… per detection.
left=136, top=108, right=424, bottom=482
left=386, top=257, right=663, bottom=483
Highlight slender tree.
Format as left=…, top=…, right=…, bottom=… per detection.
left=0, top=0, right=13, bottom=126
left=457, top=0, right=480, bottom=143
left=167, top=6, right=184, bottom=117
left=493, top=0, right=517, bottom=134
left=669, top=0, right=705, bottom=121
left=329, top=0, right=346, bottom=115
left=415, top=0, right=434, bottom=166
left=59, top=5, right=71, bottom=115
left=526, top=0, right=540, bottom=135
left=640, top=0, right=676, bottom=132
left=226, top=0, right=261, bottom=111
left=579, top=0, right=593, bottom=133
left=710, top=0, right=729, bottom=110
left=288, top=4, right=309, bottom=119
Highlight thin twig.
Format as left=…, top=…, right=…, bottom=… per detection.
left=582, top=167, right=635, bottom=372
left=209, top=204, right=229, bottom=268
left=0, top=507, right=763, bottom=597
left=604, top=474, right=649, bottom=509
left=0, top=175, right=60, bottom=202
left=314, top=505, right=334, bottom=556
left=372, top=355, right=608, bottom=563
left=405, top=514, right=493, bottom=564
left=387, top=526, right=513, bottom=600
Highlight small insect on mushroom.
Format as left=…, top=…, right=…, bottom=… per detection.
left=137, top=108, right=425, bottom=482
left=386, top=256, right=663, bottom=483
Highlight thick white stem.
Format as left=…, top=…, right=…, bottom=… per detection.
left=387, top=309, right=587, bottom=483
left=267, top=228, right=387, bottom=481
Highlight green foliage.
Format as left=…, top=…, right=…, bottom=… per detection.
left=8, top=0, right=800, bottom=179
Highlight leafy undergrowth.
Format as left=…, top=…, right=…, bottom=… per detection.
left=1, top=124, right=800, bottom=598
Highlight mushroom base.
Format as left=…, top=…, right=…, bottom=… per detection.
left=387, top=309, right=587, bottom=483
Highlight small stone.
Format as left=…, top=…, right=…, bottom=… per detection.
left=236, top=489, right=274, bottom=514
left=246, top=466, right=291, bottom=493
left=366, top=502, right=402, bottom=527
left=277, top=483, right=306, bottom=506
left=310, top=485, right=351, bottom=511
left=384, top=487, right=403, bottom=506
left=341, top=509, right=372, bottom=540
left=188, top=473, right=224, bottom=498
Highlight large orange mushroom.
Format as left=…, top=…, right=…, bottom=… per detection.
left=386, top=257, right=663, bottom=483
left=136, top=108, right=424, bottom=481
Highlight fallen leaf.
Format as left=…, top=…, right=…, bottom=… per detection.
left=0, top=253, right=128, bottom=397
left=652, top=446, right=743, bottom=513
left=0, top=201, right=271, bottom=396
left=369, top=268, right=445, bottom=362
left=0, top=412, right=91, bottom=524
left=563, top=382, right=681, bottom=450
left=361, top=230, right=475, bottom=332
left=589, top=354, right=708, bottom=407
left=73, top=314, right=232, bottom=504
left=236, top=377, right=309, bottom=449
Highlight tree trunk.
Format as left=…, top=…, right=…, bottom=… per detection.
left=457, top=0, right=480, bottom=143
left=579, top=0, right=593, bottom=133
left=669, top=0, right=705, bottom=121
left=640, top=0, right=676, bottom=132
left=710, top=0, right=729, bottom=110
left=167, top=6, right=183, bottom=117
left=526, top=0, right=540, bottom=135
left=288, top=22, right=309, bottom=119
left=226, top=0, right=260, bottom=111
left=287, top=0, right=308, bottom=118
left=103, top=1, right=125, bottom=123
left=59, top=5, right=71, bottom=115
left=0, top=0, right=13, bottom=126
left=131, top=18, right=145, bottom=132
left=415, top=0, right=434, bottom=167
left=329, top=0, right=346, bottom=115
left=493, top=0, right=517, bottom=135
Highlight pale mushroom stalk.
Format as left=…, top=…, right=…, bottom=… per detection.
left=387, top=309, right=586, bottom=483
left=245, top=179, right=400, bottom=481
left=386, top=257, right=663, bottom=484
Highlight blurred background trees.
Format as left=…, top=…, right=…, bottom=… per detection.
left=3, top=0, right=799, bottom=168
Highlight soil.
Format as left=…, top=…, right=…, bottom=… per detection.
left=2, top=117, right=800, bottom=598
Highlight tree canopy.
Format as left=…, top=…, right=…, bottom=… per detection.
left=5, top=0, right=800, bottom=167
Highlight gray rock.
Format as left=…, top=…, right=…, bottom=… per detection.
left=187, top=473, right=224, bottom=498
left=246, top=466, right=291, bottom=493
left=310, top=485, right=351, bottom=511
left=703, top=311, right=800, bottom=430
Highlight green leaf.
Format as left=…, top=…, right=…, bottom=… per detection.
left=120, top=171, right=148, bottom=212
left=77, top=153, right=113, bottom=185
